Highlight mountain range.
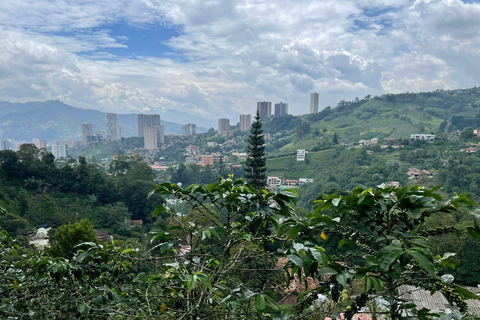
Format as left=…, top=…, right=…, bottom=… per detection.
left=0, top=100, right=212, bottom=142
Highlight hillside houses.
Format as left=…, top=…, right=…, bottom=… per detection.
left=267, top=176, right=314, bottom=189
left=407, top=168, right=434, bottom=180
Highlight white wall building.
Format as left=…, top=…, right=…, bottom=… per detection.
left=52, top=144, right=67, bottom=159
left=239, top=114, right=252, bottom=132
left=144, top=127, right=158, bottom=150
left=410, top=134, right=435, bottom=142
left=297, top=150, right=306, bottom=161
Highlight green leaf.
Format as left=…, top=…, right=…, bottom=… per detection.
left=467, top=227, right=480, bottom=239
left=152, top=205, right=166, bottom=217
left=453, top=287, right=479, bottom=300
left=318, top=267, right=338, bottom=276
left=410, top=251, right=436, bottom=277
left=288, top=225, right=301, bottom=239
left=365, top=276, right=383, bottom=292
left=255, top=294, right=266, bottom=312
left=287, top=254, right=303, bottom=268
left=377, top=244, right=404, bottom=271
left=121, top=248, right=136, bottom=254
left=396, top=186, right=408, bottom=199
left=187, top=274, right=197, bottom=291
left=197, top=275, right=213, bottom=290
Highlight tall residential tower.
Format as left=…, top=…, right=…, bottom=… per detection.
left=257, top=101, right=272, bottom=122
left=239, top=114, right=252, bottom=132
left=274, top=102, right=288, bottom=117
left=310, top=93, right=319, bottom=114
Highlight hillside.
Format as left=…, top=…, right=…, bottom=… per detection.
left=0, top=100, right=209, bottom=141
left=264, top=87, right=480, bottom=156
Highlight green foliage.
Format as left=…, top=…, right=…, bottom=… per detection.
left=245, top=111, right=267, bottom=189
left=49, top=219, right=97, bottom=258
left=279, top=185, right=479, bottom=319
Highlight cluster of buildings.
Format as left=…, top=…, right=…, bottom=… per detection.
left=137, top=114, right=164, bottom=151
left=82, top=113, right=125, bottom=146
left=213, top=93, right=320, bottom=137
left=267, top=177, right=314, bottom=189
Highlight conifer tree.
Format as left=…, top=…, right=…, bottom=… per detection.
left=245, top=111, right=267, bottom=189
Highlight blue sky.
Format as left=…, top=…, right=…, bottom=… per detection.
left=0, top=0, right=480, bottom=121
left=85, top=22, right=183, bottom=59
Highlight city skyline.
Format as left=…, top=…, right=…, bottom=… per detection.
left=1, top=1, right=480, bottom=119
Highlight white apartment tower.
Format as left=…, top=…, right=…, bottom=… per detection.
left=310, top=93, right=319, bottom=114
left=137, top=114, right=161, bottom=137
left=144, top=127, right=158, bottom=150
left=107, top=113, right=123, bottom=141
left=239, top=114, right=252, bottom=132
left=182, top=123, right=197, bottom=136
left=52, top=144, right=67, bottom=159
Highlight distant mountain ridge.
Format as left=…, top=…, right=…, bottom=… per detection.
left=0, top=100, right=211, bottom=142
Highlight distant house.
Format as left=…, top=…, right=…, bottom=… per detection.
left=201, top=155, right=214, bottom=166
left=150, top=165, right=169, bottom=171
left=267, top=177, right=282, bottom=187
left=296, top=150, right=306, bottom=161
left=407, top=169, right=434, bottom=180
left=299, top=178, right=314, bottom=185
left=94, top=229, right=113, bottom=242
left=386, top=181, right=400, bottom=188
left=130, top=220, right=143, bottom=227
left=284, top=179, right=299, bottom=187
left=410, top=134, right=435, bottom=142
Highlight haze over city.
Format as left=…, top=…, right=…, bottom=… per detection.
left=1, top=0, right=480, bottom=119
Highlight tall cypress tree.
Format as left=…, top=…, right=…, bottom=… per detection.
left=245, top=111, right=267, bottom=189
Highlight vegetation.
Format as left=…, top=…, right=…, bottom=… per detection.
left=1, top=178, right=480, bottom=319
left=245, top=111, right=267, bottom=189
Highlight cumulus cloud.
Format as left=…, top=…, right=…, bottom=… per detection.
left=0, top=0, right=479, bottom=118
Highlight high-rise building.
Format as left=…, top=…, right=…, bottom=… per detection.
left=144, top=127, right=158, bottom=150
left=257, top=101, right=272, bottom=122
left=137, top=114, right=161, bottom=137
left=156, top=125, right=165, bottom=145
left=310, top=93, right=319, bottom=114
left=82, top=124, right=94, bottom=146
left=0, top=140, right=9, bottom=150
left=182, top=123, right=197, bottom=136
left=107, top=113, right=118, bottom=134
left=239, top=114, right=252, bottom=132
left=52, top=144, right=67, bottom=159
left=107, top=113, right=124, bottom=141
left=274, top=102, right=288, bottom=117
left=113, top=126, right=123, bottom=141
left=32, top=139, right=47, bottom=149
left=218, top=118, right=230, bottom=136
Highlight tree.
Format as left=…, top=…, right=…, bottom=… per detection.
left=49, top=219, right=97, bottom=258
left=439, top=119, right=448, bottom=132
left=280, top=185, right=479, bottom=319
left=333, top=132, right=338, bottom=145
left=245, top=111, right=267, bottom=189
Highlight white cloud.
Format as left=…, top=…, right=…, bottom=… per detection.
left=0, top=0, right=480, bottom=119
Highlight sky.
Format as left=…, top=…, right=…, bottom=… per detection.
left=1, top=0, right=480, bottom=120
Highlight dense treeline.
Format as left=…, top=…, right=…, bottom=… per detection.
left=0, top=144, right=165, bottom=235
